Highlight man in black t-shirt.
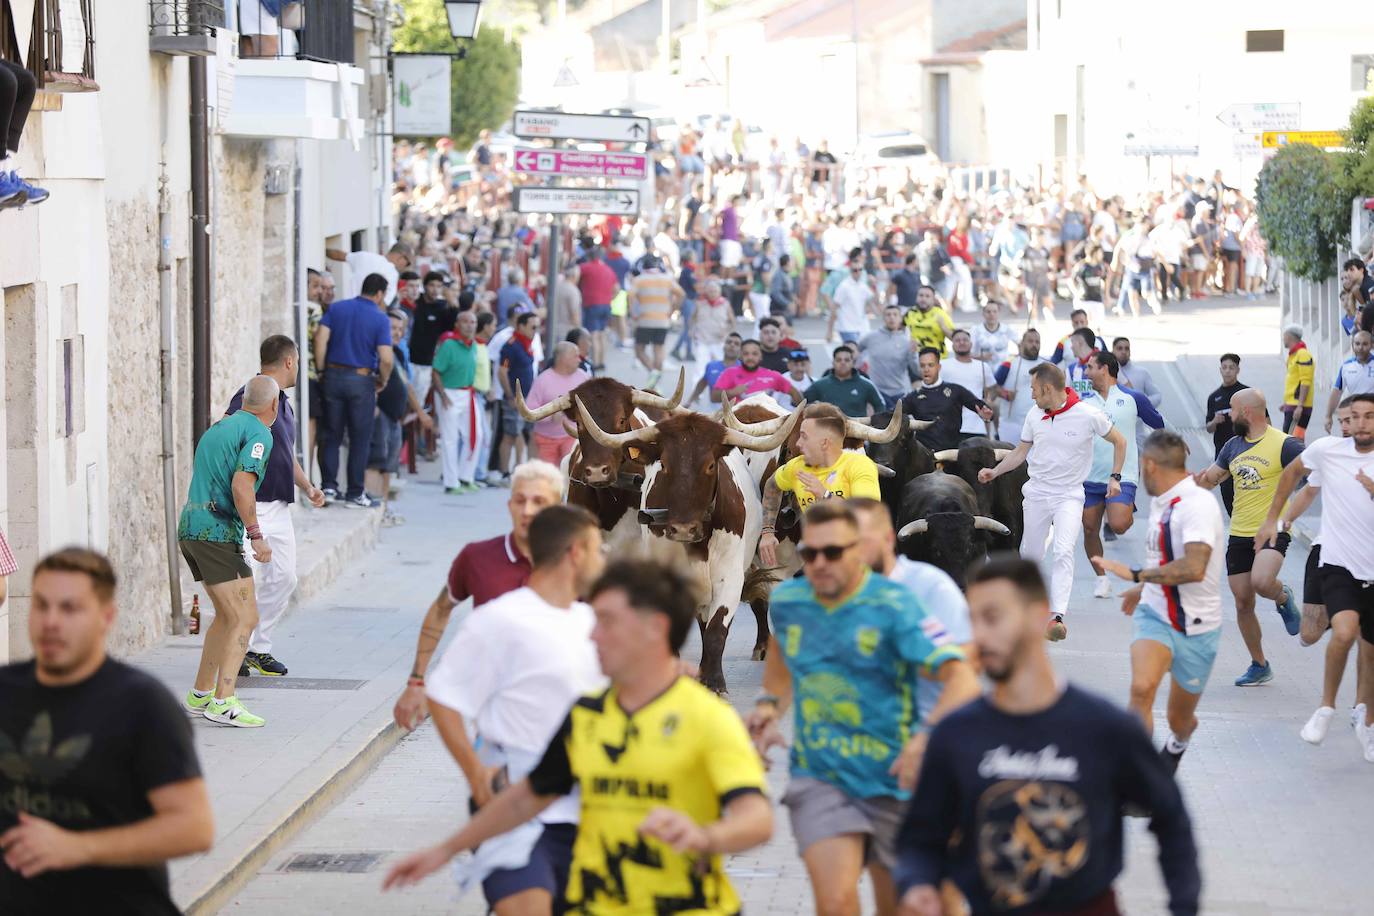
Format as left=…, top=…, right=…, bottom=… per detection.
left=0, top=549, right=212, bottom=914
left=409, top=271, right=458, bottom=407
left=1205, top=353, right=1249, bottom=515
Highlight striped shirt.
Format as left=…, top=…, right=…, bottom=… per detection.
left=1141, top=476, right=1225, bottom=634
left=630, top=272, right=677, bottom=329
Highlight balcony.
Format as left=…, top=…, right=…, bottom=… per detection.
left=217, top=0, right=364, bottom=140
left=149, top=0, right=225, bottom=57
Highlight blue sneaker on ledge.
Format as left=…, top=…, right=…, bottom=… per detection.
left=0, top=170, right=48, bottom=208
left=1276, top=584, right=1301, bottom=636
left=1235, top=661, right=1273, bottom=687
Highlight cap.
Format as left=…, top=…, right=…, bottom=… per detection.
left=787, top=349, right=811, bottom=362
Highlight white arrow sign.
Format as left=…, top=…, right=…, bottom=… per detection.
left=1215, top=102, right=1300, bottom=133
left=515, top=187, right=641, bottom=216
left=513, top=110, right=650, bottom=143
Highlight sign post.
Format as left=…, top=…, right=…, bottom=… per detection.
left=513, top=147, right=648, bottom=180
left=513, top=110, right=650, bottom=143
left=515, top=187, right=641, bottom=216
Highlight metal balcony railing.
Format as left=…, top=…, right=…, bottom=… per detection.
left=232, top=0, right=354, bottom=65
left=149, top=0, right=225, bottom=56
left=0, top=0, right=98, bottom=90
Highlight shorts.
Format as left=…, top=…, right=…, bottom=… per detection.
left=1245, top=256, right=1267, bottom=278
left=368, top=412, right=402, bottom=473
left=500, top=402, right=531, bottom=438
left=1125, top=271, right=1154, bottom=293
left=720, top=238, right=743, bottom=269
left=1320, top=564, right=1374, bottom=643
left=481, top=822, right=575, bottom=912
left=1190, top=253, right=1209, bottom=272
left=1303, top=544, right=1324, bottom=605
left=582, top=304, right=611, bottom=332
left=1132, top=609, right=1221, bottom=695
left=781, top=776, right=903, bottom=870
left=179, top=539, right=251, bottom=585
left=1083, top=480, right=1137, bottom=508
left=1225, top=532, right=1290, bottom=577
left=308, top=377, right=325, bottom=420
left=634, top=326, right=668, bottom=346
left=1282, top=406, right=1312, bottom=434
left=838, top=330, right=862, bottom=344
left=1221, top=248, right=1241, bottom=263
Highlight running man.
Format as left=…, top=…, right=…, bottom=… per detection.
left=1194, top=388, right=1302, bottom=685
left=393, top=460, right=564, bottom=730
left=750, top=501, right=979, bottom=916
left=1092, top=431, right=1227, bottom=776
left=978, top=362, right=1126, bottom=641
left=179, top=374, right=279, bottom=727
left=1255, top=393, right=1374, bottom=759
left=899, top=348, right=994, bottom=452
left=384, top=559, right=775, bottom=913
left=423, top=505, right=606, bottom=913
left=894, top=557, right=1200, bottom=916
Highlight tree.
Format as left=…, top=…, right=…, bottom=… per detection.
left=393, top=0, right=521, bottom=149
left=1255, top=144, right=1348, bottom=281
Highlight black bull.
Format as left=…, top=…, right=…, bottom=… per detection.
left=895, top=473, right=1009, bottom=588
left=934, top=436, right=1027, bottom=551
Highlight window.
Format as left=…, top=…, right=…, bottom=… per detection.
left=0, top=0, right=98, bottom=90
left=1354, top=54, right=1374, bottom=93
left=1246, top=30, right=1284, bottom=53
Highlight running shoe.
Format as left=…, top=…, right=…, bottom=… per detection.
left=1160, top=747, right=1184, bottom=776
left=321, top=487, right=340, bottom=503
left=461, top=481, right=481, bottom=494
left=239, top=660, right=250, bottom=677
left=244, top=651, right=287, bottom=676
left=1093, top=577, right=1111, bottom=599
left=343, top=493, right=379, bottom=509
left=184, top=689, right=214, bottom=717
left=1234, top=661, right=1273, bottom=686
left=1102, top=524, right=1117, bottom=542
left=204, top=696, right=266, bottom=727
left=1301, top=706, right=1335, bottom=745
left=1356, top=703, right=1368, bottom=731
left=1276, top=585, right=1301, bottom=636
left=1045, top=614, right=1067, bottom=642
left=0, top=170, right=25, bottom=209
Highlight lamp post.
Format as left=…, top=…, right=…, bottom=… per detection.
left=445, top=0, right=483, bottom=39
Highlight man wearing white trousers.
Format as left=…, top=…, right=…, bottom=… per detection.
left=432, top=310, right=485, bottom=494
left=226, top=335, right=326, bottom=676
left=979, top=361, right=1126, bottom=642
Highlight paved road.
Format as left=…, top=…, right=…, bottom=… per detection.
left=228, top=297, right=1372, bottom=915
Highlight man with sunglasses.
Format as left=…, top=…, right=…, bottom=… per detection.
left=748, top=500, right=979, bottom=916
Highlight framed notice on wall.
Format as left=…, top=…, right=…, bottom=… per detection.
left=393, top=54, right=451, bottom=137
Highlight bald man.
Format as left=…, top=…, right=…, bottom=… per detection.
left=1195, top=387, right=1304, bottom=686
left=178, top=374, right=280, bottom=728
left=525, top=341, right=592, bottom=465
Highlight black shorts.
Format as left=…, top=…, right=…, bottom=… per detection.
left=480, top=822, right=575, bottom=911
left=309, top=377, right=325, bottom=420
left=634, top=326, right=668, bottom=346
left=1222, top=248, right=1241, bottom=263
left=1283, top=407, right=1312, bottom=434
left=1225, top=532, right=1290, bottom=577
left=1303, top=544, right=1324, bottom=605
left=1320, top=564, right=1374, bottom=643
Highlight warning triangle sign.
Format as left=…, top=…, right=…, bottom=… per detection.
left=554, top=62, right=579, bottom=87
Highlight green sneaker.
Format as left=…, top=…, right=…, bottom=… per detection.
left=461, top=481, right=481, bottom=494
left=204, top=695, right=266, bottom=728
left=184, top=689, right=213, bottom=717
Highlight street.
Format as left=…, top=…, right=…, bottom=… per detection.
left=223, top=297, right=1373, bottom=916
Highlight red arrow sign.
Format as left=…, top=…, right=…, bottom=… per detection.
left=512, top=147, right=648, bottom=180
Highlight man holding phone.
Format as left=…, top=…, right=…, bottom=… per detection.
left=1205, top=354, right=1248, bottom=516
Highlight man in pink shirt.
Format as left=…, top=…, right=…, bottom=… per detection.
left=714, top=339, right=805, bottom=404
left=525, top=342, right=591, bottom=465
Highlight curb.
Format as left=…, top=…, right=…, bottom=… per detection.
left=291, top=506, right=384, bottom=608
left=184, top=718, right=403, bottom=915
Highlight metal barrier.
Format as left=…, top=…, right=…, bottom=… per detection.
left=1279, top=258, right=1347, bottom=404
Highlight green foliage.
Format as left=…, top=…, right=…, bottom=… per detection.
left=1341, top=96, right=1374, bottom=197
left=393, top=0, right=521, bottom=148
left=1255, top=144, right=1348, bottom=281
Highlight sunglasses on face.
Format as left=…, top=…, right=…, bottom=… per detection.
left=799, top=542, right=855, bottom=564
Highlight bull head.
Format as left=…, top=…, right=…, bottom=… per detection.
left=514, top=368, right=685, bottom=423
left=574, top=396, right=806, bottom=455
left=898, top=515, right=1010, bottom=539
left=842, top=403, right=906, bottom=444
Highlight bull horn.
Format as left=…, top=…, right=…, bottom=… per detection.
left=875, top=464, right=895, bottom=478
left=723, top=401, right=806, bottom=453
left=630, top=367, right=685, bottom=411
left=514, top=382, right=571, bottom=423
left=897, top=519, right=929, bottom=538
left=973, top=516, right=1011, bottom=535
left=907, top=418, right=934, bottom=431
left=721, top=397, right=790, bottom=435
left=561, top=418, right=579, bottom=437
left=993, top=448, right=1013, bottom=460
left=574, top=396, right=659, bottom=449
left=844, top=402, right=904, bottom=443
left=932, top=449, right=960, bottom=463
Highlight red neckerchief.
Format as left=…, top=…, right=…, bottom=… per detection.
left=512, top=332, right=535, bottom=356
left=1287, top=340, right=1308, bottom=356
left=437, top=331, right=474, bottom=347
left=1042, top=387, right=1080, bottom=420
left=1077, top=349, right=1095, bottom=368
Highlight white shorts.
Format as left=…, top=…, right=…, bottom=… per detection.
left=1190, top=253, right=1208, bottom=272
left=719, top=239, right=743, bottom=269
left=1245, top=256, right=1266, bottom=279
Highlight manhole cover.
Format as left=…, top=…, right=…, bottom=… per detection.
left=280, top=852, right=383, bottom=874
left=235, top=677, right=366, bottom=690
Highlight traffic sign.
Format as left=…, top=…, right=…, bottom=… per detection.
left=513, top=147, right=648, bottom=179
left=1232, top=133, right=1263, bottom=156
left=514, top=187, right=640, bottom=216
left=1215, top=102, right=1300, bottom=132
left=1262, top=130, right=1344, bottom=149
left=513, top=110, right=650, bottom=143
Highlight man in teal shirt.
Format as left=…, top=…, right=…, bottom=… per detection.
left=804, top=346, right=886, bottom=417
left=178, top=375, right=278, bottom=728
left=431, top=310, right=483, bottom=493
left=747, top=500, right=979, bottom=916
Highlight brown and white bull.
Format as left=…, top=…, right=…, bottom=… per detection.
left=574, top=398, right=802, bottom=694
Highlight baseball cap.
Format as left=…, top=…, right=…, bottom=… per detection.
left=787, top=349, right=810, bottom=362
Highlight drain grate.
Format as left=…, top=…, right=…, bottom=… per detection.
left=235, top=677, right=366, bottom=690
left=280, top=852, right=383, bottom=874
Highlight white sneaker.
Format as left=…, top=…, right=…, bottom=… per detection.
left=1356, top=703, right=1368, bottom=731
left=1300, top=706, right=1335, bottom=745
left=1093, top=577, right=1111, bottom=599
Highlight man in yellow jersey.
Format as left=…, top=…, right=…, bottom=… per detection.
left=1195, top=388, right=1303, bottom=685
left=904, top=284, right=955, bottom=357
left=384, top=559, right=773, bottom=914
left=759, top=404, right=881, bottom=566
left=1281, top=325, right=1315, bottom=440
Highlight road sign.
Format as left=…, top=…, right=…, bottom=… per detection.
left=1262, top=130, right=1344, bottom=149
left=514, top=187, right=640, bottom=216
left=513, top=110, right=650, bottom=143
left=513, top=147, right=647, bottom=179
left=1232, top=133, right=1263, bottom=156
left=1215, top=102, right=1300, bottom=132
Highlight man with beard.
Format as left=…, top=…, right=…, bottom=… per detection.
left=992, top=330, right=1048, bottom=439
left=714, top=339, right=805, bottom=405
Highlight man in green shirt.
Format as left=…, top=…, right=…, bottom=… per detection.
left=432, top=311, right=484, bottom=493
left=804, top=346, right=886, bottom=417
left=178, top=374, right=278, bottom=728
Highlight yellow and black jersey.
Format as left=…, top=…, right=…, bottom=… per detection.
left=528, top=677, right=767, bottom=915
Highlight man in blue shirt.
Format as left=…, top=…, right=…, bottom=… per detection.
left=685, top=332, right=741, bottom=405
left=313, top=273, right=394, bottom=507
left=495, top=267, right=534, bottom=327
left=497, top=312, right=540, bottom=472
left=747, top=500, right=979, bottom=916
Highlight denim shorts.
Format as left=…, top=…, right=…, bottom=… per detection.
left=368, top=412, right=402, bottom=473
left=1083, top=480, right=1136, bottom=508
left=1132, top=608, right=1220, bottom=695
left=582, top=303, right=611, bottom=331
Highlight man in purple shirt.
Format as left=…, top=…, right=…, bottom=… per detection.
left=719, top=194, right=744, bottom=269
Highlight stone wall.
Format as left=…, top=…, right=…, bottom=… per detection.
left=211, top=138, right=271, bottom=408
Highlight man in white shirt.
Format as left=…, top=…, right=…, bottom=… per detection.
left=991, top=331, right=1047, bottom=440
left=1257, top=393, right=1374, bottom=760
left=425, top=504, right=607, bottom=911
left=1092, top=430, right=1227, bottom=776
left=326, top=242, right=414, bottom=305
left=979, top=362, right=1127, bottom=641
left=1325, top=330, right=1374, bottom=433
left=940, top=329, right=991, bottom=437
left=1080, top=350, right=1142, bottom=598
left=827, top=262, right=876, bottom=344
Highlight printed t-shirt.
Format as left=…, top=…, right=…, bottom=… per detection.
left=772, top=452, right=880, bottom=510
left=177, top=411, right=272, bottom=543
left=714, top=364, right=793, bottom=401
left=1215, top=427, right=1303, bottom=537
left=1140, top=476, right=1227, bottom=635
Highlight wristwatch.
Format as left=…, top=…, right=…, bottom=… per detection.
left=1109, top=472, right=1123, bottom=482
left=1130, top=566, right=1143, bottom=583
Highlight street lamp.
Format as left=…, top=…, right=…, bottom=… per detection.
left=445, top=0, right=483, bottom=39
